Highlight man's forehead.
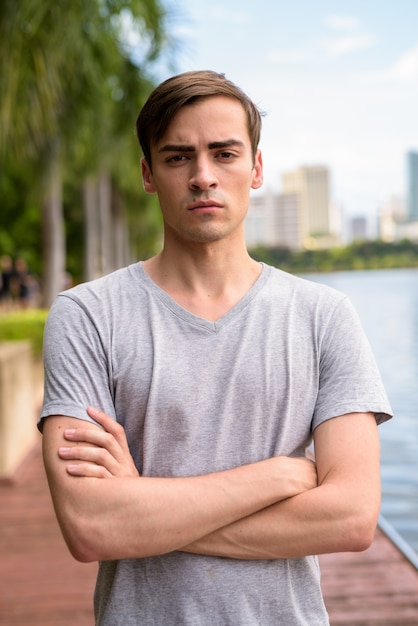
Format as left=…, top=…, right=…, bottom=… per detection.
left=155, top=97, right=249, bottom=149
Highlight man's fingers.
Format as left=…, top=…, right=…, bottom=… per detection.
left=59, top=444, right=118, bottom=472
left=61, top=408, right=139, bottom=478
left=64, top=426, right=116, bottom=448
left=60, top=432, right=139, bottom=478
left=86, top=406, right=129, bottom=448
left=87, top=406, right=118, bottom=431
left=66, top=462, right=112, bottom=478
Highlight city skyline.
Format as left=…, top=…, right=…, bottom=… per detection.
left=146, top=1, right=418, bottom=221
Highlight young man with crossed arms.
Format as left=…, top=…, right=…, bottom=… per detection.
left=40, top=70, right=392, bottom=625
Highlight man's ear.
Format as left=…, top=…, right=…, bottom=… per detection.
left=251, top=149, right=264, bottom=190
left=141, top=158, right=156, bottom=194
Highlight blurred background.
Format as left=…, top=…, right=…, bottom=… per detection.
left=1, top=0, right=418, bottom=560
left=1, top=0, right=418, bottom=308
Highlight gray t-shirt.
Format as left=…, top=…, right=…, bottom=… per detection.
left=39, top=262, right=392, bottom=625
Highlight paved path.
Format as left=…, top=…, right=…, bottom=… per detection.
left=319, top=528, right=418, bottom=624
left=0, top=444, right=96, bottom=626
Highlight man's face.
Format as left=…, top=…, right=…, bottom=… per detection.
left=141, top=95, right=263, bottom=246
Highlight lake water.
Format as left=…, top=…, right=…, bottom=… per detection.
left=303, top=268, right=418, bottom=555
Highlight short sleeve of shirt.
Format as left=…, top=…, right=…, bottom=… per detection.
left=38, top=293, right=116, bottom=431
left=313, top=295, right=392, bottom=429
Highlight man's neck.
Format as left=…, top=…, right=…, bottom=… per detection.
left=142, top=243, right=262, bottom=322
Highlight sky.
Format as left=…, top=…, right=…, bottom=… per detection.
left=144, top=0, right=418, bottom=224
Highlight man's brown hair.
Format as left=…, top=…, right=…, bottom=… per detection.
left=136, top=70, right=263, bottom=170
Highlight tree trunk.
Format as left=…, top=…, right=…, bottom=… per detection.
left=98, top=169, right=114, bottom=275
left=112, top=187, right=131, bottom=269
left=83, top=175, right=99, bottom=282
left=41, top=141, right=65, bottom=308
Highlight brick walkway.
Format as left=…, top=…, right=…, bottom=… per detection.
left=0, top=443, right=96, bottom=626
left=1, top=442, right=418, bottom=625
left=319, top=530, right=418, bottom=624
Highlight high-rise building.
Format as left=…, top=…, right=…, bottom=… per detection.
left=378, top=196, right=406, bottom=242
left=281, top=165, right=332, bottom=248
left=245, top=165, right=341, bottom=250
left=407, top=150, right=418, bottom=221
left=275, top=193, right=301, bottom=249
left=350, top=216, right=368, bottom=241
left=245, top=190, right=301, bottom=249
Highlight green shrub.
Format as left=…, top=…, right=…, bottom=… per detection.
left=0, top=309, right=48, bottom=358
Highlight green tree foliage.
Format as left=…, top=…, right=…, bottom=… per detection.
left=0, top=0, right=171, bottom=299
left=0, top=161, right=42, bottom=275
left=0, top=309, right=48, bottom=358
left=0, top=0, right=167, bottom=159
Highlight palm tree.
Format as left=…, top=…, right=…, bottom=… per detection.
left=0, top=0, right=169, bottom=305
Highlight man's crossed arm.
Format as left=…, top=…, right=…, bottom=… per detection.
left=42, top=407, right=380, bottom=563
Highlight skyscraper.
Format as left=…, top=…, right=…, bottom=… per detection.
left=282, top=165, right=331, bottom=247
left=407, top=150, right=418, bottom=221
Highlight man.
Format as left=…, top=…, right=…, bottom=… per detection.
left=40, top=70, right=392, bottom=625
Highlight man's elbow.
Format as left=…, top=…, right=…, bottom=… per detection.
left=343, top=509, right=378, bottom=552
left=68, top=543, right=97, bottom=563
left=67, top=537, right=98, bottom=563
left=58, top=514, right=163, bottom=562
left=58, top=515, right=104, bottom=563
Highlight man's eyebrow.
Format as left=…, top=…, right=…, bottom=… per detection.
left=158, top=144, right=195, bottom=153
left=208, top=139, right=244, bottom=150
left=157, top=139, right=244, bottom=153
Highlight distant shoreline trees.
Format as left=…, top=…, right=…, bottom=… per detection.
left=251, top=239, right=418, bottom=274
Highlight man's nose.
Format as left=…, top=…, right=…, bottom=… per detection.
left=189, top=157, right=218, bottom=190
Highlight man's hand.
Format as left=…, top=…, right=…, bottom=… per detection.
left=58, top=406, right=139, bottom=478
left=58, top=406, right=317, bottom=497
left=57, top=407, right=317, bottom=497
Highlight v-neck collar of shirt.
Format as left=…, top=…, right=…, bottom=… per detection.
left=136, top=261, right=271, bottom=332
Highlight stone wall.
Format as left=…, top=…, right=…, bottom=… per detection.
left=0, top=341, right=43, bottom=478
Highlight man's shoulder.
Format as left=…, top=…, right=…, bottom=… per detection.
left=60, top=262, right=143, bottom=301
left=48, top=263, right=146, bottom=324
left=264, top=264, right=346, bottom=305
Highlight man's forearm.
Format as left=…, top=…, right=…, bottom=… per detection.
left=181, top=481, right=379, bottom=560
left=47, top=463, right=314, bottom=563
left=182, top=413, right=381, bottom=560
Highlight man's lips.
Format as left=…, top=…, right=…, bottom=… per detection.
left=188, top=200, right=223, bottom=210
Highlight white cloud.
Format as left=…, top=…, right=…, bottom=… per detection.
left=325, top=34, right=376, bottom=57
left=325, top=15, right=361, bottom=31
left=357, top=44, right=418, bottom=84
left=391, top=44, right=418, bottom=80
left=323, top=14, right=376, bottom=58
left=267, top=32, right=376, bottom=65
left=208, top=6, right=250, bottom=25
left=267, top=47, right=312, bottom=64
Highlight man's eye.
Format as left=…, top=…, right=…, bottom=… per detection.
left=167, top=155, right=187, bottom=163
left=218, top=151, right=235, bottom=159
